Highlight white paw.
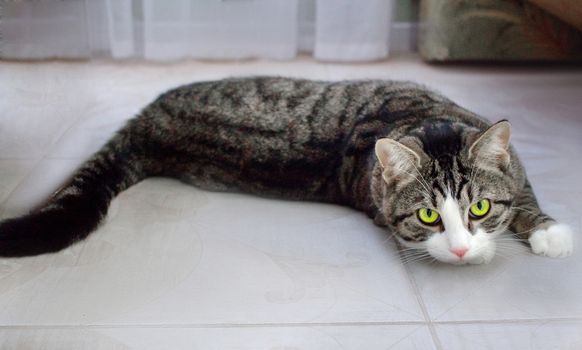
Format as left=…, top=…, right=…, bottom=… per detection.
left=529, top=223, right=574, bottom=258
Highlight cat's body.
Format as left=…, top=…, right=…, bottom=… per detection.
left=0, top=77, right=573, bottom=263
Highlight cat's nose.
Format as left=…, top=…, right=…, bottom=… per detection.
left=451, top=247, right=468, bottom=258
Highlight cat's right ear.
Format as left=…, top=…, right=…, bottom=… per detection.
left=375, top=138, right=422, bottom=183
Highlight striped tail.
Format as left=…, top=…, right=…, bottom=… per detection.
left=0, top=135, right=145, bottom=257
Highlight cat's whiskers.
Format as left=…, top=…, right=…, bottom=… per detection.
left=380, top=231, right=400, bottom=245
left=510, top=206, right=539, bottom=216
left=403, top=157, right=433, bottom=196
left=399, top=248, right=425, bottom=254
left=493, top=236, right=529, bottom=243
left=491, top=237, right=530, bottom=258
left=495, top=239, right=528, bottom=247
left=407, top=158, right=433, bottom=195
left=494, top=245, right=528, bottom=257
left=400, top=252, right=434, bottom=265
left=404, top=254, right=437, bottom=265
left=494, top=243, right=528, bottom=252
left=508, top=226, right=539, bottom=237
left=401, top=169, right=432, bottom=198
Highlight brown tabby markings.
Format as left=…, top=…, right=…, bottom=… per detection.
left=0, top=77, right=553, bottom=257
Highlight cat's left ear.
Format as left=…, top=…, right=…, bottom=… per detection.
left=468, top=120, right=511, bottom=169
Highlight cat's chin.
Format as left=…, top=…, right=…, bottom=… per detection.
left=430, top=252, right=495, bottom=265
left=396, top=232, right=496, bottom=265
left=433, top=253, right=494, bottom=265
left=424, top=229, right=496, bottom=265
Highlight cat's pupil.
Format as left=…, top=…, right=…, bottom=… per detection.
left=477, top=202, right=482, bottom=210
left=427, top=209, right=432, bottom=217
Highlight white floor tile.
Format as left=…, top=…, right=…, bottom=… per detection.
left=0, top=325, right=436, bottom=350
left=45, top=102, right=136, bottom=159
left=0, top=64, right=94, bottom=159
left=1, top=57, right=582, bottom=340
left=0, top=159, right=85, bottom=218
left=0, top=181, right=422, bottom=325
left=407, top=249, right=582, bottom=321
left=0, top=160, right=37, bottom=205
left=401, top=65, right=582, bottom=322
left=435, top=321, right=582, bottom=350
left=119, top=193, right=422, bottom=324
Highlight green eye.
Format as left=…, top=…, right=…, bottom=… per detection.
left=470, top=199, right=491, bottom=218
left=417, top=208, right=440, bottom=225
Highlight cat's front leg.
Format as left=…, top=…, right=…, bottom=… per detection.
left=510, top=180, right=573, bottom=258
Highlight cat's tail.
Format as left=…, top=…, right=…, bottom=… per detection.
left=0, top=132, right=146, bottom=257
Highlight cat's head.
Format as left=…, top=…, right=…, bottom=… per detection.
left=374, top=120, right=518, bottom=265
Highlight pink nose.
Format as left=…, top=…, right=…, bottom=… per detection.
left=451, top=247, right=468, bottom=258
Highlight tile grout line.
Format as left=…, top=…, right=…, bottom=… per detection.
left=396, top=245, right=444, bottom=350
left=434, top=317, right=582, bottom=325
left=2, top=317, right=580, bottom=330
left=0, top=322, right=428, bottom=330
left=0, top=157, right=46, bottom=215
left=0, top=113, right=86, bottom=215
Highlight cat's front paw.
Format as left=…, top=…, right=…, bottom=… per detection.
left=529, top=223, right=574, bottom=258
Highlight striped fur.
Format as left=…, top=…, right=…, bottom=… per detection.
left=0, top=77, right=563, bottom=259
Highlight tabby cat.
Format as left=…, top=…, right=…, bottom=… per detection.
left=0, top=77, right=574, bottom=264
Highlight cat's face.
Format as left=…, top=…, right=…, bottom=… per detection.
left=375, top=121, right=517, bottom=265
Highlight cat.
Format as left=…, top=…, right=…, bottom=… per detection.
left=0, top=77, right=574, bottom=264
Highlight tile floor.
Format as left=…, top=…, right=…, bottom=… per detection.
left=0, top=56, right=581, bottom=349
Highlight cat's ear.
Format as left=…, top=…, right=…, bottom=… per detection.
left=468, top=120, right=511, bottom=169
left=375, top=138, right=422, bottom=183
